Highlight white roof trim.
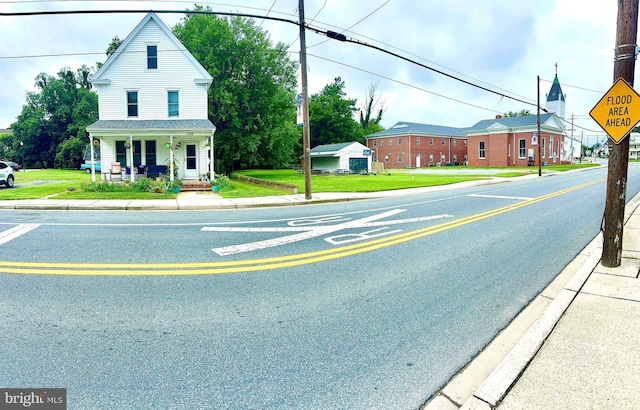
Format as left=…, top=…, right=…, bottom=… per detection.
left=91, top=12, right=212, bottom=85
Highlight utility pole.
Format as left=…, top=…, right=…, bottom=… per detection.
left=537, top=76, right=542, bottom=176
left=570, top=114, right=575, bottom=163
left=298, top=0, right=312, bottom=200
left=602, top=0, right=639, bottom=267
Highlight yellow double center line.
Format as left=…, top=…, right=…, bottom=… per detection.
left=0, top=179, right=602, bottom=276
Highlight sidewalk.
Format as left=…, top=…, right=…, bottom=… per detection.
left=425, top=191, right=640, bottom=409
left=0, top=178, right=506, bottom=211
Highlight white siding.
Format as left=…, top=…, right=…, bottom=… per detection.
left=96, top=19, right=209, bottom=121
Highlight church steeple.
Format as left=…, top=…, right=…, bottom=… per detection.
left=545, top=64, right=566, bottom=119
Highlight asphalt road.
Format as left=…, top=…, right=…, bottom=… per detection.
left=1, top=164, right=639, bottom=409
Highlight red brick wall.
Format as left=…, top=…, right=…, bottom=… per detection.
left=367, top=131, right=563, bottom=168
left=467, top=132, right=563, bottom=167
left=366, top=135, right=468, bottom=168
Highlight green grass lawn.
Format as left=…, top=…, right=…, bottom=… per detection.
left=233, top=163, right=599, bottom=194
left=234, top=169, right=490, bottom=193
left=0, top=163, right=600, bottom=200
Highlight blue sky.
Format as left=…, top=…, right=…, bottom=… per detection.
left=0, top=0, right=620, bottom=146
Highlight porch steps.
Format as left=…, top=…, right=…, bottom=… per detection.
left=180, top=181, right=211, bottom=192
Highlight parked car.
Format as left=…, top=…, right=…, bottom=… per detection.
left=5, top=161, right=20, bottom=171
left=80, top=161, right=101, bottom=173
left=0, top=160, right=15, bottom=187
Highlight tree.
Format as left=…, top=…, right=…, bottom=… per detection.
left=10, top=66, right=98, bottom=168
left=359, top=83, right=386, bottom=136
left=173, top=6, right=299, bottom=172
left=503, top=109, right=532, bottom=117
left=308, top=77, right=361, bottom=146
left=96, top=36, right=123, bottom=69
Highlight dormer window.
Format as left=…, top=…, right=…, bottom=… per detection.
left=147, top=45, right=157, bottom=69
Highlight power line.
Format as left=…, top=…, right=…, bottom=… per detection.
left=257, top=0, right=277, bottom=28
left=305, top=52, right=503, bottom=115
left=540, top=77, right=604, bottom=94
left=1, top=7, right=541, bottom=111
left=286, top=0, right=327, bottom=50
left=2, top=7, right=604, bottom=128
left=307, top=0, right=390, bottom=49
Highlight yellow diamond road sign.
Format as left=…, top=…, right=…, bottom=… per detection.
left=590, top=77, right=640, bottom=144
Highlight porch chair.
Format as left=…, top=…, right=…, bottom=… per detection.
left=110, top=162, right=122, bottom=181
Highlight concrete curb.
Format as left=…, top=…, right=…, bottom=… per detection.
left=446, top=191, right=640, bottom=409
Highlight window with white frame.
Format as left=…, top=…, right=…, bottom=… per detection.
left=442, top=138, right=445, bottom=145
left=429, top=138, right=433, bottom=145
left=398, top=138, right=402, bottom=145
left=398, top=154, right=402, bottom=163
left=416, top=137, right=420, bottom=145
left=479, top=141, right=485, bottom=158
left=127, top=91, right=138, bottom=117
left=380, top=140, right=384, bottom=147
left=147, top=45, right=157, bottom=69
left=549, top=136, right=553, bottom=157
left=542, top=138, right=546, bottom=158
left=519, top=139, right=526, bottom=158
left=372, top=140, right=377, bottom=146
left=168, top=91, right=179, bottom=117
left=453, top=139, right=457, bottom=146
left=389, top=138, right=392, bottom=146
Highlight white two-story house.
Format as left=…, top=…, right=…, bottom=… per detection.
left=86, top=12, right=215, bottom=182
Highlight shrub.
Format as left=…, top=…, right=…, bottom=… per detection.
left=81, top=181, right=117, bottom=192
left=216, top=175, right=232, bottom=191
left=130, top=177, right=152, bottom=192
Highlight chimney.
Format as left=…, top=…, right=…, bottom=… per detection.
left=495, top=114, right=502, bottom=119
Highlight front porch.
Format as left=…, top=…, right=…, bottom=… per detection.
left=86, top=119, right=216, bottom=183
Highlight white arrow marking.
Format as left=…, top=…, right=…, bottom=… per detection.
left=205, top=210, right=452, bottom=256
left=0, top=224, right=40, bottom=246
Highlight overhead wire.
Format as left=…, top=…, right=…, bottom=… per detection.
left=307, top=0, right=390, bottom=49
left=0, top=6, right=605, bottom=132
left=257, top=0, right=277, bottom=28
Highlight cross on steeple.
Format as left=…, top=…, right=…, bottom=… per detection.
left=555, top=62, right=558, bottom=75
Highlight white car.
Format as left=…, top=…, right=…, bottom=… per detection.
left=0, top=160, right=15, bottom=187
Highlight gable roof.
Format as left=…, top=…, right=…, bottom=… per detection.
left=91, top=12, right=212, bottom=86
left=310, top=142, right=368, bottom=157
left=364, top=121, right=468, bottom=138
left=466, top=113, right=558, bottom=132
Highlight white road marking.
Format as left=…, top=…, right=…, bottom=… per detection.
left=467, top=194, right=533, bottom=200
left=205, top=210, right=452, bottom=256
left=0, top=224, right=40, bottom=246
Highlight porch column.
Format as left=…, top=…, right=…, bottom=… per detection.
left=129, top=135, right=135, bottom=182
left=169, top=135, right=174, bottom=182
left=88, top=133, right=96, bottom=183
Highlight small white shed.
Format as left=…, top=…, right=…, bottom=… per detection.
left=309, top=142, right=372, bottom=173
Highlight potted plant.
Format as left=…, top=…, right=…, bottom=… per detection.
left=210, top=179, right=220, bottom=193
left=164, top=157, right=180, bottom=178
left=168, top=179, right=182, bottom=193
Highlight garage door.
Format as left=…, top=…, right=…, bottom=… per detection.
left=349, top=158, right=368, bottom=174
